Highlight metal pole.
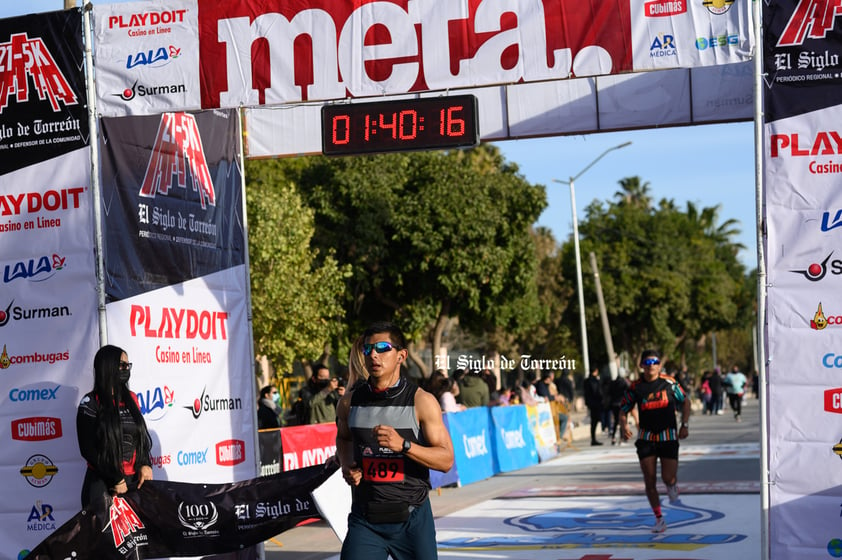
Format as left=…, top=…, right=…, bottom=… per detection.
left=569, top=178, right=590, bottom=377
left=553, top=141, right=631, bottom=380
left=752, top=0, right=770, bottom=555
left=590, top=251, right=617, bottom=380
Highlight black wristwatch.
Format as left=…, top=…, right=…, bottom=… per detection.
left=402, top=439, right=411, bottom=453
left=680, top=422, right=689, bottom=428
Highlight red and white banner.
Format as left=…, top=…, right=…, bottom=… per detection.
left=98, top=108, right=256, bottom=485
left=0, top=10, right=99, bottom=558
left=764, top=1, right=842, bottom=557
left=281, top=423, right=338, bottom=472
left=93, top=0, right=754, bottom=118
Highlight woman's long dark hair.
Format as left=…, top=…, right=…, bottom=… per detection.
left=92, top=345, right=152, bottom=474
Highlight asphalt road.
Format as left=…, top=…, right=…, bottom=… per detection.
left=264, top=396, right=762, bottom=560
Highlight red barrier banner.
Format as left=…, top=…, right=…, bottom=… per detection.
left=281, top=423, right=337, bottom=471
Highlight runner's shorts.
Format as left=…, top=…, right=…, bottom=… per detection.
left=635, top=439, right=679, bottom=460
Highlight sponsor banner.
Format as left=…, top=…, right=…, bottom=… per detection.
left=489, top=404, right=539, bottom=473
left=23, top=463, right=336, bottom=560
left=764, top=2, right=842, bottom=558
left=526, top=402, right=559, bottom=462
left=99, top=108, right=245, bottom=301
left=0, top=10, right=88, bottom=173
left=93, top=0, right=200, bottom=117
left=763, top=0, right=842, bottom=122
left=280, top=423, right=337, bottom=472
left=446, top=406, right=496, bottom=486
left=630, top=0, right=753, bottom=71
left=430, top=412, right=459, bottom=489
left=0, top=149, right=97, bottom=554
left=258, top=429, right=282, bottom=477
left=105, top=266, right=255, bottom=483
left=93, top=0, right=753, bottom=117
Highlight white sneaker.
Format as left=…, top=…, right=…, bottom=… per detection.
left=652, top=517, right=666, bottom=533
left=667, top=484, right=679, bottom=503
left=716, top=410, right=724, bottom=415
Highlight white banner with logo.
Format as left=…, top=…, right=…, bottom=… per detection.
left=92, top=0, right=753, bottom=118
left=105, top=266, right=255, bottom=484
left=0, top=147, right=99, bottom=553
left=764, top=1, right=842, bottom=557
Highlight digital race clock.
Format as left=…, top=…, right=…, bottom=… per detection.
left=321, top=95, right=479, bottom=156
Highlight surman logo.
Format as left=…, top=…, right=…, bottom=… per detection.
left=792, top=253, right=833, bottom=281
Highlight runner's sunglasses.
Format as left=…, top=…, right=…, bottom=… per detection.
left=363, top=341, right=401, bottom=356
left=641, top=358, right=660, bottom=366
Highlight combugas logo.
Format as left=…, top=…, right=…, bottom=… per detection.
left=810, top=303, right=842, bottom=330
left=0, top=33, right=78, bottom=114
left=139, top=112, right=215, bottom=209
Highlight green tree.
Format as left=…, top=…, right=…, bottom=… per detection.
left=265, top=145, right=546, bottom=375
left=570, top=176, right=748, bottom=367
left=245, top=159, right=349, bottom=378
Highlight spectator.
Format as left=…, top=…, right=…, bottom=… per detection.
left=584, top=366, right=604, bottom=446
left=433, top=377, right=466, bottom=413
left=308, top=364, right=340, bottom=424
left=458, top=369, right=490, bottom=407
left=536, top=370, right=571, bottom=444
left=608, top=373, right=630, bottom=445
left=291, top=363, right=338, bottom=425
left=257, top=385, right=282, bottom=429
left=555, top=368, right=575, bottom=404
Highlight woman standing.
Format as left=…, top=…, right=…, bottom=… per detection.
left=76, top=345, right=153, bottom=510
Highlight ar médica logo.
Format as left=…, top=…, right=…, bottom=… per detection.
left=0, top=32, right=78, bottom=113
left=139, top=112, right=216, bottom=209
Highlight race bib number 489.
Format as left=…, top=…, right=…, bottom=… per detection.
left=363, top=457, right=405, bottom=483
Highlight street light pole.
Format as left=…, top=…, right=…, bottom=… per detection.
left=554, top=141, right=631, bottom=379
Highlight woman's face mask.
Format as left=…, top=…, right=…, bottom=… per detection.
left=272, top=391, right=280, bottom=404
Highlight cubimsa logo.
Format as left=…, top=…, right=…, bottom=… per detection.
left=0, top=33, right=78, bottom=114
left=139, top=112, right=215, bottom=209
left=824, top=388, right=842, bottom=414
left=216, top=439, right=245, bottom=466
left=11, top=417, right=62, bottom=441
left=644, top=0, right=687, bottom=17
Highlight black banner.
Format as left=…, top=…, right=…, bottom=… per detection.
left=0, top=10, right=88, bottom=173
left=99, top=108, right=245, bottom=301
left=24, top=462, right=337, bottom=559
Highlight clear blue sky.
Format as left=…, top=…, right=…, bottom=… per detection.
left=4, top=2, right=759, bottom=269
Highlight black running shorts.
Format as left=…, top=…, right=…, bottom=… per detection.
left=635, top=439, right=679, bottom=460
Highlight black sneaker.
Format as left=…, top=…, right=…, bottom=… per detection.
left=591, top=440, right=603, bottom=446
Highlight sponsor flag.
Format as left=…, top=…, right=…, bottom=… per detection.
left=23, top=463, right=338, bottom=559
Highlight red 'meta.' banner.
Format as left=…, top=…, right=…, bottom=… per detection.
left=92, top=0, right=754, bottom=117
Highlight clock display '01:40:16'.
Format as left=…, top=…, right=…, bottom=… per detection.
left=321, top=94, right=479, bottom=155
